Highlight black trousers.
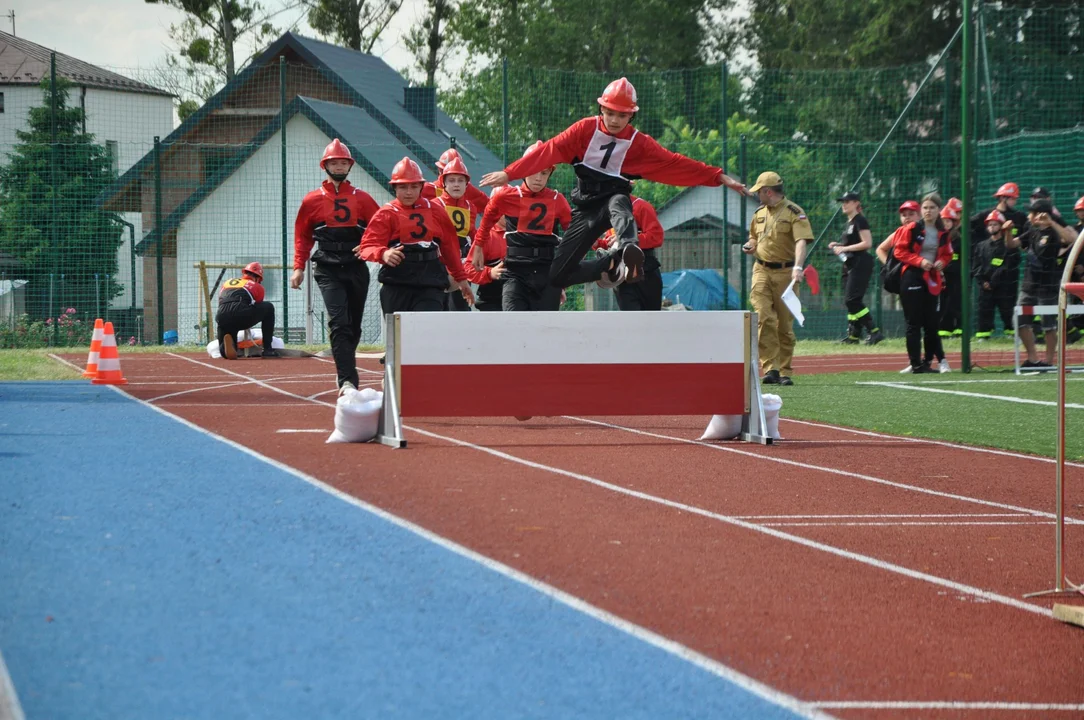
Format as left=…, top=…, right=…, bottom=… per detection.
left=474, top=279, right=504, bottom=312
left=216, top=300, right=275, bottom=357
left=380, top=284, right=446, bottom=314
left=503, top=264, right=562, bottom=311
left=446, top=289, right=471, bottom=311
left=976, top=283, right=1017, bottom=336
left=314, top=262, right=370, bottom=389
left=549, top=193, right=636, bottom=288
left=615, top=253, right=662, bottom=311
left=899, top=266, right=943, bottom=367
left=841, top=253, right=875, bottom=335
left=938, top=266, right=962, bottom=335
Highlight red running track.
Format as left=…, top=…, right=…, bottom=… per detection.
left=60, top=351, right=1084, bottom=719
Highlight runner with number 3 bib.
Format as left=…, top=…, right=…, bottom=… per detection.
left=480, top=77, right=746, bottom=290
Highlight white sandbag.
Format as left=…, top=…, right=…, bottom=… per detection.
left=762, top=393, right=783, bottom=440
left=205, top=329, right=285, bottom=358
left=327, top=388, right=383, bottom=444
left=699, top=413, right=744, bottom=441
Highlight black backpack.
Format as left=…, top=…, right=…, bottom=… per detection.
left=881, top=251, right=903, bottom=294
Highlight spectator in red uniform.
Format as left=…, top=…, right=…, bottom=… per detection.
left=474, top=144, right=576, bottom=311
left=357, top=157, right=473, bottom=315
left=876, top=200, right=920, bottom=264
left=893, top=194, right=954, bottom=374
left=480, top=77, right=746, bottom=290
left=216, top=262, right=279, bottom=360
left=291, top=139, right=380, bottom=392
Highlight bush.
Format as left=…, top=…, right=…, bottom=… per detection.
left=0, top=308, right=95, bottom=348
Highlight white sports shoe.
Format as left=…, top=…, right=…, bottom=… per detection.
left=339, top=381, right=357, bottom=396
left=939, top=359, right=951, bottom=374
left=900, top=364, right=913, bottom=374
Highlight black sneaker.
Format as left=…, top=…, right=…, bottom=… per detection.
left=865, top=330, right=885, bottom=345
left=912, top=364, right=936, bottom=374
left=620, top=244, right=645, bottom=284
left=762, top=369, right=781, bottom=385
left=778, top=375, right=794, bottom=386
left=261, top=348, right=281, bottom=358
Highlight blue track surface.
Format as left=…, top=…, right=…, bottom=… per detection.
left=0, top=382, right=810, bottom=719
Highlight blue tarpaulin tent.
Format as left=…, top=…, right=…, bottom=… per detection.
left=661, top=269, right=740, bottom=310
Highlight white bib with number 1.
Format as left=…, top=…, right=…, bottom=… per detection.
left=579, top=127, right=637, bottom=178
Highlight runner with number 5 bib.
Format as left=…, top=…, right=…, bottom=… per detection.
left=480, top=77, right=747, bottom=290
left=292, top=139, right=380, bottom=394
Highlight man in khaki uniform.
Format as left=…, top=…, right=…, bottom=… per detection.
left=743, top=171, right=813, bottom=386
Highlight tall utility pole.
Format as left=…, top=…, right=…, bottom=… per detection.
left=6, top=10, right=14, bottom=35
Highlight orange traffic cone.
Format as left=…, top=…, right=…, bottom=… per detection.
left=92, top=321, right=128, bottom=385
left=82, top=318, right=105, bottom=378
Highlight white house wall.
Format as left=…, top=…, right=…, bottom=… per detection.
left=176, top=115, right=391, bottom=346
left=656, top=185, right=761, bottom=234
left=0, top=85, right=38, bottom=155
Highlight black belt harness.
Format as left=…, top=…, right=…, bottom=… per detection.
left=506, top=246, right=555, bottom=260
left=755, top=258, right=795, bottom=269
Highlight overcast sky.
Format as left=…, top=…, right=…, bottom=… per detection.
left=5, top=0, right=436, bottom=83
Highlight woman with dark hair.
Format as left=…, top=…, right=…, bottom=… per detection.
left=890, top=193, right=954, bottom=373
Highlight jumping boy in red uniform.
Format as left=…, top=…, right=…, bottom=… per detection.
left=474, top=143, right=574, bottom=311
left=216, top=262, right=280, bottom=360
left=434, top=155, right=483, bottom=311
left=480, top=77, right=745, bottom=289
left=357, top=157, right=474, bottom=313
left=291, top=139, right=380, bottom=392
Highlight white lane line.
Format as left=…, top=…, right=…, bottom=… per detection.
left=760, top=521, right=1052, bottom=528
left=811, top=701, right=1084, bottom=711
left=146, top=382, right=252, bottom=403
left=783, top=417, right=1084, bottom=469
left=159, top=355, right=1058, bottom=620
left=276, top=429, right=328, bottom=434
left=109, top=383, right=827, bottom=720
left=0, top=648, right=26, bottom=720
left=47, top=353, right=84, bottom=372
left=154, top=403, right=317, bottom=407
left=574, top=417, right=1084, bottom=525
left=877, top=377, right=1084, bottom=385
left=856, top=381, right=1084, bottom=409
left=737, top=514, right=1029, bottom=519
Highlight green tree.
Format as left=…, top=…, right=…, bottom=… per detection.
left=404, top=0, right=454, bottom=86
left=305, top=0, right=402, bottom=52
left=449, top=0, right=728, bottom=73
left=0, top=78, right=123, bottom=321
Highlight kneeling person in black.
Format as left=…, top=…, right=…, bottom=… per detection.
left=216, top=262, right=279, bottom=359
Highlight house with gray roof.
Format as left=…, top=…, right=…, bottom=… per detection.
left=100, top=31, right=503, bottom=345
left=0, top=30, right=175, bottom=312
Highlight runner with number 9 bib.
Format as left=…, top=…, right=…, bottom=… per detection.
left=433, top=155, right=487, bottom=311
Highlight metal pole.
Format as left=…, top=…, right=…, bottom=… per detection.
left=805, top=23, right=964, bottom=258
left=95, top=274, right=100, bottom=319
left=721, top=62, right=731, bottom=307
left=501, top=58, right=510, bottom=166
left=280, top=56, right=289, bottom=343
left=739, top=134, right=748, bottom=311
left=50, top=53, right=58, bottom=345
left=154, top=136, right=164, bottom=345
left=128, top=224, right=136, bottom=309
left=978, top=6, right=997, bottom=139
left=960, top=1, right=972, bottom=372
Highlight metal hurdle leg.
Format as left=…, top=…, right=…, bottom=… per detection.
left=376, top=312, right=407, bottom=448
left=741, top=311, right=772, bottom=445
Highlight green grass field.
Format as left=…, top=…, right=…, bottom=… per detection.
left=777, top=370, right=1082, bottom=460
left=2, top=342, right=1073, bottom=459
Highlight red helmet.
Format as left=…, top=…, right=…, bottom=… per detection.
left=986, top=209, right=1006, bottom=225
left=436, top=148, right=460, bottom=172
left=898, top=200, right=920, bottom=213
left=243, top=261, right=264, bottom=282
left=946, top=197, right=963, bottom=214
left=597, top=77, right=639, bottom=114
left=320, top=139, right=354, bottom=170
left=390, top=157, right=425, bottom=184
left=1075, top=196, right=1084, bottom=212
left=440, top=155, right=470, bottom=182
left=994, top=182, right=1019, bottom=199
left=940, top=205, right=960, bottom=221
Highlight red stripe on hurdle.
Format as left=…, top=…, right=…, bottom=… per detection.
left=400, top=363, right=747, bottom=417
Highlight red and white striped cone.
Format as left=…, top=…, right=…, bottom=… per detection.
left=82, top=318, right=105, bottom=378
left=91, top=321, right=128, bottom=385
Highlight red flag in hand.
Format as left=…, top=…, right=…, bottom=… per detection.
left=803, top=265, right=820, bottom=295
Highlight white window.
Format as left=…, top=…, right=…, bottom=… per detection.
left=105, top=140, right=118, bottom=174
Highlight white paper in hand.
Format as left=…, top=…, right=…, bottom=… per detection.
left=781, top=280, right=805, bottom=327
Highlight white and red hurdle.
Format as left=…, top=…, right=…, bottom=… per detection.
left=375, top=311, right=771, bottom=449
